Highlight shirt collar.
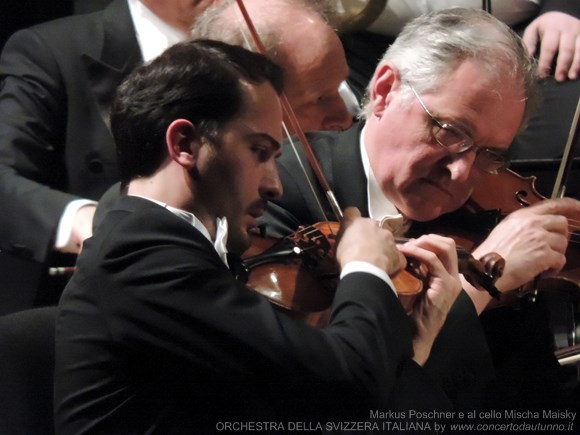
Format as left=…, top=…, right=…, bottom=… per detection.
left=128, top=0, right=189, bottom=63
left=359, top=125, right=409, bottom=235
left=133, top=195, right=230, bottom=267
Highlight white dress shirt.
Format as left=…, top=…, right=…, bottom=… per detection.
left=127, top=0, right=189, bottom=63
left=360, top=125, right=410, bottom=236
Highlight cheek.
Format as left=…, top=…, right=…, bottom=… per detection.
left=228, top=164, right=261, bottom=211
left=448, top=171, right=479, bottom=205
left=209, top=157, right=244, bottom=212
left=293, top=107, right=321, bottom=132
left=376, top=146, right=432, bottom=185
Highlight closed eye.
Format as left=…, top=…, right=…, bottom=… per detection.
left=252, top=145, right=271, bottom=162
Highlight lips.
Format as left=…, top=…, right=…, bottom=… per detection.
left=245, top=206, right=266, bottom=231
left=422, top=178, right=452, bottom=197
left=252, top=208, right=264, bottom=216
left=247, top=199, right=268, bottom=219
left=248, top=208, right=264, bottom=219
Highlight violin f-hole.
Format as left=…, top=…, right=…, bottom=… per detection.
left=515, top=189, right=532, bottom=207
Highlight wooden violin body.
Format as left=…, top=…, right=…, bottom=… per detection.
left=414, top=168, right=580, bottom=292
left=241, top=221, right=505, bottom=327
left=476, top=170, right=580, bottom=355
left=240, top=222, right=426, bottom=326
left=469, top=169, right=580, bottom=286
left=432, top=168, right=580, bottom=355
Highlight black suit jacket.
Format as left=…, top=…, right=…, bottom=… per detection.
left=262, top=121, right=495, bottom=409
left=55, top=195, right=459, bottom=433
left=0, top=0, right=141, bottom=310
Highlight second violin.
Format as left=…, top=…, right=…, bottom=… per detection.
left=240, top=220, right=504, bottom=326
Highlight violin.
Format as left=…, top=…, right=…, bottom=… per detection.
left=470, top=168, right=580, bottom=366
left=411, top=167, right=580, bottom=305
left=240, top=220, right=505, bottom=327
left=470, top=169, right=580, bottom=283
left=470, top=169, right=580, bottom=356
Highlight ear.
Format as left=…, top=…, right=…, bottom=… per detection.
left=369, top=63, right=401, bottom=117
left=166, top=119, right=199, bottom=169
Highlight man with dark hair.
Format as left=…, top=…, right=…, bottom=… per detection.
left=54, top=39, right=474, bottom=433
left=0, top=0, right=356, bottom=313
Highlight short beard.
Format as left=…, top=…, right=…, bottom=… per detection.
left=226, top=226, right=251, bottom=255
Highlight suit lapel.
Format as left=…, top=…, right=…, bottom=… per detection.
left=82, top=0, right=142, bottom=130
left=330, top=122, right=370, bottom=217
left=291, top=122, right=370, bottom=221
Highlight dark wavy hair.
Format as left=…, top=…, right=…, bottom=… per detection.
left=111, top=39, right=284, bottom=185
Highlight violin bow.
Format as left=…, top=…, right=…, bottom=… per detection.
left=234, top=0, right=343, bottom=222
left=551, top=97, right=580, bottom=199
left=482, top=1, right=492, bottom=14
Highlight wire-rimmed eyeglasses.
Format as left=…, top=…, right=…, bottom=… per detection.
left=410, top=86, right=508, bottom=174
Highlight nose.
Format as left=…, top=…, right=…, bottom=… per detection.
left=321, top=95, right=354, bottom=131
left=259, top=163, right=283, bottom=200
left=445, top=150, right=477, bottom=182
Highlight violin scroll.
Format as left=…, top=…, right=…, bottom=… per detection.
left=458, top=250, right=505, bottom=300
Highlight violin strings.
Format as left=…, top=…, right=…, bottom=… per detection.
left=568, top=231, right=580, bottom=244
left=563, top=214, right=580, bottom=240
left=568, top=218, right=580, bottom=232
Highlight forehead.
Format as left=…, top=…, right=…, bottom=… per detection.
left=276, top=18, right=348, bottom=97
left=233, top=81, right=283, bottom=140
left=174, top=0, right=215, bottom=14
left=186, top=0, right=215, bottom=9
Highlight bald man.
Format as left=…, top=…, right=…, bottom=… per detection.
left=192, top=0, right=354, bottom=133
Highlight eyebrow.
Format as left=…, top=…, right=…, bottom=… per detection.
left=414, top=93, right=473, bottom=136
left=429, top=108, right=475, bottom=136
left=247, top=131, right=282, bottom=152
left=424, top=106, right=511, bottom=153
left=414, top=88, right=511, bottom=153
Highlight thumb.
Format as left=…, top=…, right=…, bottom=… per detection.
left=339, top=207, right=362, bottom=234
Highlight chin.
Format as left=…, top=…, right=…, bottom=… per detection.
left=402, top=201, right=449, bottom=222
left=407, top=210, right=442, bottom=222
left=227, top=229, right=251, bottom=255
left=406, top=192, right=468, bottom=220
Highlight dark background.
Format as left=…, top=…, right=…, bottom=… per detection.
left=0, top=0, right=113, bottom=51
